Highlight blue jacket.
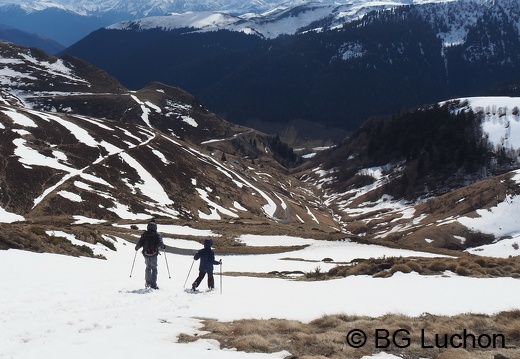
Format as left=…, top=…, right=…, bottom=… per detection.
left=194, top=239, right=220, bottom=272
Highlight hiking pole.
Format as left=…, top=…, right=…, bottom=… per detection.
left=164, top=247, right=171, bottom=279
left=129, top=250, right=138, bottom=278
left=183, top=259, right=195, bottom=288
left=220, top=260, right=222, bottom=295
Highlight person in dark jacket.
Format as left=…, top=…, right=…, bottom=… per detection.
left=192, top=238, right=221, bottom=291
left=135, top=220, right=165, bottom=289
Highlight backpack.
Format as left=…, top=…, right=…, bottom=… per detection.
left=142, top=230, right=160, bottom=256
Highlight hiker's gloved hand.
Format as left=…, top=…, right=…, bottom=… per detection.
left=135, top=245, right=139, bottom=251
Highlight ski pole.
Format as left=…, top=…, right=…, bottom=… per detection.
left=220, top=260, right=222, bottom=294
left=164, top=247, right=171, bottom=279
left=129, top=250, right=138, bottom=277
left=183, top=259, right=195, bottom=288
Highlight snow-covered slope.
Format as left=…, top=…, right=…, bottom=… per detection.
left=1, top=229, right=519, bottom=359
left=0, top=0, right=301, bottom=15
left=456, top=97, right=520, bottom=151
left=0, top=0, right=461, bottom=17
left=103, top=0, right=520, bottom=41
left=1, top=0, right=508, bottom=45
left=0, top=41, right=336, bottom=231
left=104, top=0, right=466, bottom=39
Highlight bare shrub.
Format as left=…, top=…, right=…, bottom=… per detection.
left=269, top=319, right=303, bottom=334
left=390, top=263, right=412, bottom=274
left=455, top=265, right=471, bottom=276
left=487, top=268, right=501, bottom=277
left=406, top=260, right=423, bottom=272
left=310, top=315, right=344, bottom=329
left=229, top=320, right=265, bottom=336
left=305, top=266, right=323, bottom=280
left=235, top=334, right=270, bottom=352
left=373, top=270, right=391, bottom=278
left=346, top=262, right=372, bottom=275
left=497, top=310, right=520, bottom=340
left=444, top=258, right=458, bottom=271
left=203, top=320, right=231, bottom=335
left=474, top=256, right=487, bottom=267
left=428, top=259, right=448, bottom=272
left=436, top=348, right=473, bottom=359
left=457, top=257, right=472, bottom=266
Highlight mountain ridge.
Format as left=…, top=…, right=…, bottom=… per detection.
left=2, top=41, right=520, bottom=258
left=0, top=24, right=64, bottom=53
left=0, top=0, right=487, bottom=46
left=62, top=1, right=520, bottom=144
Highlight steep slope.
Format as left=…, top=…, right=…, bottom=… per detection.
left=296, top=98, right=520, bottom=251
left=0, top=42, right=272, bottom=147
left=3, top=41, right=520, bottom=258
left=0, top=42, right=340, bottom=248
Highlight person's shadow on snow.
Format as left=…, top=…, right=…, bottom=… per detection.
left=127, top=288, right=154, bottom=294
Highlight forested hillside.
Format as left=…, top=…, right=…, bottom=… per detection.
left=307, top=101, right=512, bottom=201
left=63, top=4, right=520, bottom=141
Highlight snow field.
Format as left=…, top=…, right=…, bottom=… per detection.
left=1, top=228, right=520, bottom=359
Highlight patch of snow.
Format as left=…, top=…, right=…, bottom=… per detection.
left=72, top=216, right=107, bottom=224
left=0, top=205, right=25, bottom=223
left=2, top=108, right=37, bottom=127
left=457, top=192, right=520, bottom=247
left=57, top=190, right=82, bottom=202
left=119, top=152, right=174, bottom=206
left=466, top=236, right=520, bottom=258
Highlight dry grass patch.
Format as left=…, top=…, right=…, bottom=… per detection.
left=0, top=223, right=108, bottom=258
left=324, top=255, right=520, bottom=280
left=178, top=311, right=520, bottom=358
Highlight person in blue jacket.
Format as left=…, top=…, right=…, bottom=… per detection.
left=192, top=239, right=221, bottom=291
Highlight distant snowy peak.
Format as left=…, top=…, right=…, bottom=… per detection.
left=103, top=0, right=446, bottom=38
left=103, top=0, right=516, bottom=40
left=107, top=11, right=243, bottom=32
left=1, top=0, right=512, bottom=45
left=0, top=0, right=310, bottom=16
left=0, top=0, right=485, bottom=18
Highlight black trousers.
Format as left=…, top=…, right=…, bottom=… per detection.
left=193, top=271, right=214, bottom=289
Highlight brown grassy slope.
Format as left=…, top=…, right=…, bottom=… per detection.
left=297, top=164, right=520, bottom=253
left=179, top=311, right=520, bottom=359
left=323, top=255, right=520, bottom=280
left=0, top=223, right=108, bottom=258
